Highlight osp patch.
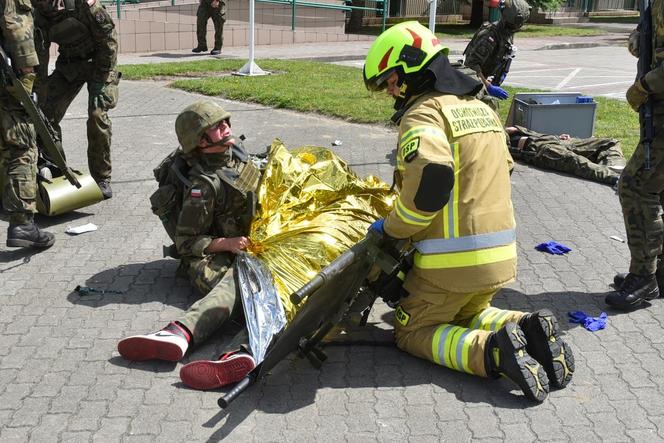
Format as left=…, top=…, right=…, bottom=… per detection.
left=401, top=137, right=420, bottom=163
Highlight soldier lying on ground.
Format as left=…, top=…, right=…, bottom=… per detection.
left=118, top=100, right=262, bottom=390
left=506, top=126, right=626, bottom=186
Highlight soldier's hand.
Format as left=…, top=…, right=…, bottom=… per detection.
left=88, top=81, right=108, bottom=109
left=208, top=236, right=250, bottom=254
left=211, top=0, right=220, bottom=7
left=7, top=71, right=36, bottom=101
left=626, top=78, right=649, bottom=112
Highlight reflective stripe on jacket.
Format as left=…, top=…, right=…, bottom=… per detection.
left=384, top=92, right=516, bottom=293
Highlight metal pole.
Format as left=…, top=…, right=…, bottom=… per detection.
left=292, top=0, right=296, bottom=31
left=428, top=0, right=437, bottom=32
left=116, top=0, right=121, bottom=21
left=235, top=0, right=269, bottom=76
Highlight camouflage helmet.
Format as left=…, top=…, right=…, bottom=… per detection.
left=175, top=100, right=231, bottom=153
left=501, top=0, right=531, bottom=30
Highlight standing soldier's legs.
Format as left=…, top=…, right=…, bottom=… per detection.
left=41, top=69, right=86, bottom=143
left=0, top=100, right=55, bottom=248
left=608, top=120, right=664, bottom=309
left=86, top=70, right=119, bottom=186
left=210, top=3, right=225, bottom=53
left=195, top=5, right=211, bottom=51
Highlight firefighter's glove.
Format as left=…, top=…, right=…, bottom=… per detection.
left=568, top=310, right=607, bottom=332
left=369, top=218, right=385, bottom=235
left=89, top=81, right=108, bottom=109
left=7, top=71, right=36, bottom=101
left=487, top=84, right=509, bottom=100
left=535, top=241, right=571, bottom=255
left=626, top=78, right=649, bottom=112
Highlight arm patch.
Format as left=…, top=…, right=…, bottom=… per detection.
left=413, top=163, right=454, bottom=212
left=401, top=137, right=420, bottom=162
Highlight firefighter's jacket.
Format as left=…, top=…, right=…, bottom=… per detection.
left=385, top=91, right=516, bottom=293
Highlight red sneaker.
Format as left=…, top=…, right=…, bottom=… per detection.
left=118, top=322, right=190, bottom=362
left=180, top=352, right=256, bottom=390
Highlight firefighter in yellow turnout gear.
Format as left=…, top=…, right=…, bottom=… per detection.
left=363, top=22, right=574, bottom=402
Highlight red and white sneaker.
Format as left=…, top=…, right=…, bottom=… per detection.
left=117, top=322, right=190, bottom=362
left=180, top=352, right=256, bottom=390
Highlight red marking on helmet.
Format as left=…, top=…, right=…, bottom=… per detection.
left=378, top=47, right=394, bottom=72
left=432, top=38, right=440, bottom=47
left=406, top=28, right=422, bottom=48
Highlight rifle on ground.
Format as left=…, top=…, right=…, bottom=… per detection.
left=638, top=0, right=653, bottom=170
left=0, top=44, right=81, bottom=188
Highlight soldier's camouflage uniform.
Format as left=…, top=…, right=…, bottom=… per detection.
left=619, top=0, right=664, bottom=276
left=0, top=0, right=39, bottom=224
left=508, top=126, right=625, bottom=185
left=196, top=0, right=225, bottom=51
left=173, top=149, right=260, bottom=346
left=33, top=0, right=119, bottom=183
left=463, top=22, right=513, bottom=85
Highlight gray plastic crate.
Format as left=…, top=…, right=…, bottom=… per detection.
left=506, top=92, right=597, bottom=138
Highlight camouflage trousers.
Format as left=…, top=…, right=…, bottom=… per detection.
left=196, top=3, right=225, bottom=50
left=0, top=91, right=38, bottom=224
left=40, top=60, right=120, bottom=182
left=619, top=106, right=664, bottom=275
left=178, top=253, right=244, bottom=347
left=520, top=137, right=625, bottom=185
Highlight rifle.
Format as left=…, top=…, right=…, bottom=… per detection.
left=0, top=44, right=81, bottom=188
left=638, top=0, right=653, bottom=170
left=491, top=42, right=515, bottom=86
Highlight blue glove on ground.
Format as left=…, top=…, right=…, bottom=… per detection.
left=487, top=84, right=509, bottom=100
left=568, top=311, right=607, bottom=332
left=369, top=218, right=385, bottom=235
left=535, top=241, right=572, bottom=255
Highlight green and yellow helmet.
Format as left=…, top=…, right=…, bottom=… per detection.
left=175, top=100, right=231, bottom=153
left=363, top=21, right=449, bottom=92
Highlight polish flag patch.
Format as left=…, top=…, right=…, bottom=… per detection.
left=191, top=188, right=202, bottom=198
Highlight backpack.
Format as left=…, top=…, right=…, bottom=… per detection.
left=149, top=148, right=220, bottom=257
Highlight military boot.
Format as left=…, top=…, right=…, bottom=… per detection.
left=614, top=265, right=664, bottom=295
left=7, top=221, right=55, bottom=248
left=605, top=273, right=659, bottom=311
left=487, top=322, right=549, bottom=403
left=192, top=46, right=208, bottom=53
left=519, top=309, right=574, bottom=389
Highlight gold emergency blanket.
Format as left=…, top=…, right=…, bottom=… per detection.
left=247, top=140, right=394, bottom=319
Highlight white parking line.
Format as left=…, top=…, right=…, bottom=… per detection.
left=556, top=68, right=582, bottom=89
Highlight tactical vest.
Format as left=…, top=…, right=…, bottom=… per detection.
left=46, top=0, right=96, bottom=60
left=150, top=144, right=261, bottom=254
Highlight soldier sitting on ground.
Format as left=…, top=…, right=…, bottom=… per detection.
left=506, top=126, right=626, bottom=186
left=118, top=100, right=262, bottom=390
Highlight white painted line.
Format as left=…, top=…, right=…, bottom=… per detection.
left=509, top=68, right=578, bottom=74
left=556, top=68, right=582, bottom=90
left=560, top=80, right=634, bottom=89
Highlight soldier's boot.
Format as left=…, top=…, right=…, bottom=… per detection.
left=192, top=46, right=208, bottom=53
left=97, top=180, right=113, bottom=200
left=180, top=351, right=255, bottom=390
left=614, top=265, right=664, bottom=296
left=7, top=220, right=55, bottom=249
left=210, top=48, right=221, bottom=56
left=518, top=309, right=574, bottom=389
left=605, top=273, right=659, bottom=311
left=487, top=322, right=549, bottom=403
left=117, top=322, right=190, bottom=361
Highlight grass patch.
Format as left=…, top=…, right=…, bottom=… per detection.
left=120, top=58, right=639, bottom=157
left=359, top=23, right=605, bottom=39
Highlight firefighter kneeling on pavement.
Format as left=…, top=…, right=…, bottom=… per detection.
left=363, top=22, right=575, bottom=402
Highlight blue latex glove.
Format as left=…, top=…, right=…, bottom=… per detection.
left=535, top=241, right=572, bottom=255
left=369, top=218, right=385, bottom=235
left=487, top=84, right=509, bottom=100
left=568, top=311, right=607, bottom=332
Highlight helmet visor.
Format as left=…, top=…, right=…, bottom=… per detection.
left=364, top=67, right=396, bottom=92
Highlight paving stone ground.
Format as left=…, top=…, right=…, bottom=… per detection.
left=1, top=72, right=664, bottom=441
